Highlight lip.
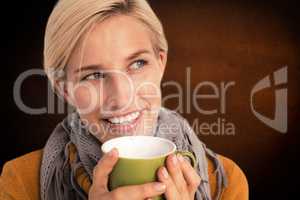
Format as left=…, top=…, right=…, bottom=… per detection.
left=102, top=110, right=141, bottom=120
left=101, top=110, right=144, bottom=134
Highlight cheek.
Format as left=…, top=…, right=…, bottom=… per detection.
left=136, top=81, right=161, bottom=97
left=72, top=84, right=101, bottom=111
left=135, top=65, right=163, bottom=95
left=135, top=71, right=162, bottom=107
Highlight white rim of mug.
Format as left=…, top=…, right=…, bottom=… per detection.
left=101, top=135, right=177, bottom=159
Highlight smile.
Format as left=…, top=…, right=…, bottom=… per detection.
left=102, top=110, right=143, bottom=133
left=106, top=111, right=140, bottom=124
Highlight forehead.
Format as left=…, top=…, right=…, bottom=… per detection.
left=91, top=15, right=153, bottom=49
left=69, top=15, right=154, bottom=68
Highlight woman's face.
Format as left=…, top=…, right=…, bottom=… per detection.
left=63, top=15, right=167, bottom=143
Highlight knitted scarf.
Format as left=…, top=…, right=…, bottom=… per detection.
left=40, top=107, right=227, bottom=200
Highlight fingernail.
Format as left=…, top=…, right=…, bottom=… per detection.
left=171, top=154, right=178, bottom=165
left=162, top=167, right=169, bottom=179
left=108, top=148, right=118, bottom=157
left=153, top=182, right=166, bottom=192
left=177, top=154, right=184, bottom=163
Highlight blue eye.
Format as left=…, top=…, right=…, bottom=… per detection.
left=130, top=59, right=148, bottom=70
left=82, top=72, right=105, bottom=81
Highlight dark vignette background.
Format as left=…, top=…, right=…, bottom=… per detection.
left=2, top=0, right=300, bottom=199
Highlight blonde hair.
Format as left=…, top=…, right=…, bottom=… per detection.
left=43, top=0, right=168, bottom=84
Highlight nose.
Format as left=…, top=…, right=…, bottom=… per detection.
left=104, top=72, right=133, bottom=112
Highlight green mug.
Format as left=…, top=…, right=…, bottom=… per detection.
left=101, top=136, right=197, bottom=200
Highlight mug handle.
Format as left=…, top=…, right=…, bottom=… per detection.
left=176, top=151, right=197, bottom=168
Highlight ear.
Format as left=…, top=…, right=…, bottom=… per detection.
left=157, top=50, right=167, bottom=77
left=54, top=80, right=76, bottom=107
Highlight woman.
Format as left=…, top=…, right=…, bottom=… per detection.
left=0, top=0, right=248, bottom=199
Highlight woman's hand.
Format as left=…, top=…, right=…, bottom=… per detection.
left=157, top=154, right=201, bottom=200
left=89, top=148, right=166, bottom=200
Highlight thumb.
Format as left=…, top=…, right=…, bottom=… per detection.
left=92, top=148, right=119, bottom=192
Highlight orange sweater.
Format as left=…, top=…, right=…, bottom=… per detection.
left=0, top=150, right=248, bottom=200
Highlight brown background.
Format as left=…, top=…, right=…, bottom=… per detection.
left=2, top=0, right=300, bottom=199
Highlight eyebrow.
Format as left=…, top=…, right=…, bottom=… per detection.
left=74, top=49, right=151, bottom=74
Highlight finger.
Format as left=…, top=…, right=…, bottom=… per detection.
left=166, top=154, right=189, bottom=194
left=177, top=154, right=201, bottom=194
left=111, top=182, right=166, bottom=200
left=157, top=166, right=180, bottom=199
left=93, top=148, right=119, bottom=191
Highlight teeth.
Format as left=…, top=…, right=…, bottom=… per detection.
left=107, top=111, right=140, bottom=124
